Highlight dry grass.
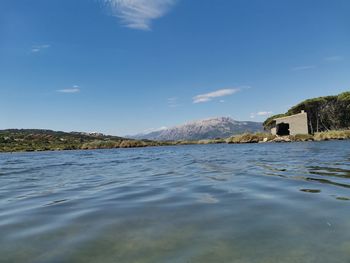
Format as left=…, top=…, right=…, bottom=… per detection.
left=314, top=130, right=350, bottom=141
left=226, top=133, right=276, bottom=144
left=81, top=140, right=121, bottom=149
left=290, top=134, right=314, bottom=142
left=81, top=139, right=152, bottom=149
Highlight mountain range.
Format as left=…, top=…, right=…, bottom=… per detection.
left=130, top=117, right=263, bottom=141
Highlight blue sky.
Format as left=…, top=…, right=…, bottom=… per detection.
left=1, top=0, right=349, bottom=136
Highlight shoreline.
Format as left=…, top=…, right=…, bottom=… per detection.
left=225, top=130, right=350, bottom=144
left=1, top=130, right=350, bottom=153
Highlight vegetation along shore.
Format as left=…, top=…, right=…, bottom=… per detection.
left=1, top=129, right=350, bottom=153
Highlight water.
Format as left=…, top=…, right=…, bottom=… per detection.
left=1, top=141, right=350, bottom=263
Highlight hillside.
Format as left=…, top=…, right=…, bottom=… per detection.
left=130, top=117, right=263, bottom=141
left=263, top=91, right=350, bottom=132
left=0, top=129, right=161, bottom=152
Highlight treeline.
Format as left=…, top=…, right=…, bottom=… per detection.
left=264, top=91, right=350, bottom=132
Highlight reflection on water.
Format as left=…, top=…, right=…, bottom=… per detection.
left=1, top=141, right=350, bottom=262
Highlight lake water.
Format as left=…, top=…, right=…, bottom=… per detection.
left=1, top=141, right=350, bottom=263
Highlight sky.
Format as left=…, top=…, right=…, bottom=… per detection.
left=1, top=0, right=349, bottom=136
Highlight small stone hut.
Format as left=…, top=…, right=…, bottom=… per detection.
left=271, top=111, right=309, bottom=136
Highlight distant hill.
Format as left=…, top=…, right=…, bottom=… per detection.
left=130, top=117, right=263, bottom=141
left=0, top=129, right=161, bottom=152
left=263, top=91, right=350, bottom=132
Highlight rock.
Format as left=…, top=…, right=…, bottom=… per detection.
left=273, top=136, right=292, bottom=143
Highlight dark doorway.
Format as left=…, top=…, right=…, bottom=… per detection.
left=276, top=123, right=290, bottom=136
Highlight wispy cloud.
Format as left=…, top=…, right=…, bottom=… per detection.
left=57, top=85, right=80, bottom=93
left=324, top=56, right=344, bottom=62
left=193, top=88, right=241, bottom=104
left=291, top=56, right=344, bottom=71
left=250, top=111, right=273, bottom=119
left=167, top=97, right=181, bottom=108
left=31, top=44, right=50, bottom=53
left=104, top=0, right=176, bottom=30
left=257, top=111, right=273, bottom=116
left=292, top=65, right=316, bottom=71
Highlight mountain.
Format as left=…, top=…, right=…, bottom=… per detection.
left=130, top=117, right=263, bottom=141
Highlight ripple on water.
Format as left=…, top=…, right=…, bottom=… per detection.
left=0, top=142, right=350, bottom=262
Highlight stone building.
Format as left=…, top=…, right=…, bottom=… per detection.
left=271, top=111, right=309, bottom=136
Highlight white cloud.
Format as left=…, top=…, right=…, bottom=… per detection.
left=324, top=56, right=344, bottom=62
left=31, top=44, right=50, bottom=53
left=193, top=88, right=241, bottom=104
left=167, top=97, right=181, bottom=108
left=292, top=65, right=316, bottom=71
left=250, top=111, right=273, bottom=119
left=57, top=85, right=80, bottom=93
left=257, top=111, right=273, bottom=116
left=104, top=0, right=176, bottom=30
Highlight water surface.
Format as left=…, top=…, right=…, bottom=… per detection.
left=1, top=141, right=350, bottom=262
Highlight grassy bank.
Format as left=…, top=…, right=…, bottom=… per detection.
left=226, top=130, right=350, bottom=144
left=313, top=130, right=350, bottom=141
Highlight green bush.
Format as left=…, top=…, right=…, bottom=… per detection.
left=264, top=91, right=350, bottom=132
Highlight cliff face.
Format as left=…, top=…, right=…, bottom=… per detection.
left=131, top=117, right=263, bottom=141
left=264, top=92, right=350, bottom=132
